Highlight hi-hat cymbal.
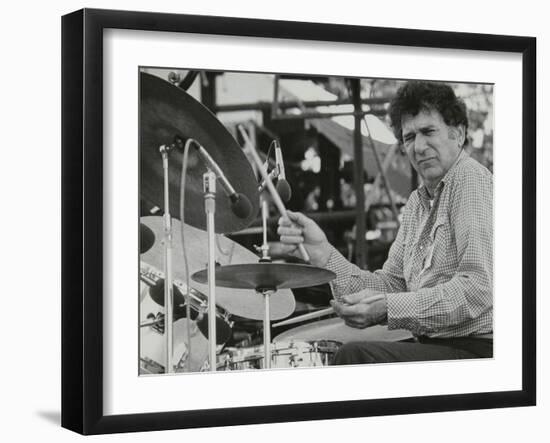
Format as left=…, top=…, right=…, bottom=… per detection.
left=140, top=72, right=259, bottom=233
left=140, top=216, right=295, bottom=321
left=191, top=263, right=336, bottom=291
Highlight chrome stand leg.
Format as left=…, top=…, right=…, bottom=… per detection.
left=204, top=170, right=218, bottom=372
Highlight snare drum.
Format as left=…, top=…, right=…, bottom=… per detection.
left=271, top=340, right=341, bottom=368
left=214, top=346, right=264, bottom=371
left=274, top=317, right=412, bottom=343
left=214, top=340, right=341, bottom=371
left=308, top=340, right=341, bottom=366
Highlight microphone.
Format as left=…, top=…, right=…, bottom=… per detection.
left=274, top=140, right=292, bottom=202
left=192, top=142, right=252, bottom=219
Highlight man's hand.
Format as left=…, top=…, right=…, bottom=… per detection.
left=331, top=292, right=388, bottom=329
left=277, top=210, right=333, bottom=267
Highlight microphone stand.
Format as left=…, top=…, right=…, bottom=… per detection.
left=239, top=123, right=309, bottom=263
left=203, top=170, right=218, bottom=371
left=259, top=189, right=274, bottom=368
left=190, top=136, right=249, bottom=371
left=159, top=145, right=174, bottom=374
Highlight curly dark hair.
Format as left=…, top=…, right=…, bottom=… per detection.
left=389, top=81, right=469, bottom=145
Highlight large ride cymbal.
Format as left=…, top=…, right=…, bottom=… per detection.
left=140, top=72, right=259, bottom=233
left=140, top=216, right=295, bottom=321
left=191, top=263, right=336, bottom=291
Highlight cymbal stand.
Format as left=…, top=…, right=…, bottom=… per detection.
left=159, top=145, right=174, bottom=374
left=259, top=288, right=275, bottom=369
left=203, top=170, right=218, bottom=371
left=258, top=189, right=273, bottom=368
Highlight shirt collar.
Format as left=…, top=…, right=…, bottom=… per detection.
left=417, top=149, right=468, bottom=206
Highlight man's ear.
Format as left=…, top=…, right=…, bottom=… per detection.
left=457, top=124, right=466, bottom=147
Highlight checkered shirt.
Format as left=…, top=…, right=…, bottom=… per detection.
left=327, top=151, right=493, bottom=338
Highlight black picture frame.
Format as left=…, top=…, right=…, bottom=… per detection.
left=61, top=8, right=536, bottom=435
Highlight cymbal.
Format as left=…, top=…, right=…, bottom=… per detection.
left=274, top=317, right=412, bottom=343
left=140, top=216, right=295, bottom=321
left=191, top=263, right=336, bottom=291
left=140, top=72, right=259, bottom=233
left=140, top=222, right=155, bottom=254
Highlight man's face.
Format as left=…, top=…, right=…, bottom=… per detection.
left=401, top=108, right=465, bottom=192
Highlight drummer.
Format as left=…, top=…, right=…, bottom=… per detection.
left=277, top=80, right=493, bottom=364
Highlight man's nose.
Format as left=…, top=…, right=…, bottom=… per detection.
left=414, top=133, right=428, bottom=155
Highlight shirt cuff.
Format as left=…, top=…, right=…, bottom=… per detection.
left=325, top=246, right=354, bottom=299
left=387, top=291, right=421, bottom=334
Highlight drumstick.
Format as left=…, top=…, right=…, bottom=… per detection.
left=273, top=307, right=334, bottom=328
left=273, top=294, right=386, bottom=328
left=238, top=125, right=310, bottom=263
left=272, top=294, right=386, bottom=328
left=338, top=293, right=386, bottom=305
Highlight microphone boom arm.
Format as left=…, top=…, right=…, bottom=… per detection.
left=238, top=125, right=310, bottom=263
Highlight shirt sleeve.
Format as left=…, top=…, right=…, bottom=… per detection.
left=387, top=164, right=493, bottom=335
left=326, top=204, right=410, bottom=298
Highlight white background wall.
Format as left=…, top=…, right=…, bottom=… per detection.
left=0, top=0, right=546, bottom=441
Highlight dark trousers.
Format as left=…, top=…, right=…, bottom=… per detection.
left=332, top=337, right=493, bottom=365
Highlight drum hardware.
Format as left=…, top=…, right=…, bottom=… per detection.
left=238, top=124, right=310, bottom=263
left=262, top=289, right=273, bottom=368
left=254, top=164, right=275, bottom=368
left=140, top=263, right=234, bottom=344
left=141, top=72, right=260, bottom=372
left=142, top=74, right=354, bottom=374
left=140, top=287, right=210, bottom=374
left=192, top=263, right=335, bottom=371
left=158, top=143, right=176, bottom=373
left=147, top=279, right=193, bottom=320
left=202, top=168, right=218, bottom=371
left=258, top=190, right=271, bottom=262
left=196, top=126, right=334, bottom=370
left=140, top=312, right=164, bottom=330
left=211, top=340, right=341, bottom=371
left=140, top=357, right=165, bottom=375
left=138, top=310, right=233, bottom=345
left=140, top=318, right=205, bottom=374
left=159, top=141, right=240, bottom=371
left=140, top=216, right=295, bottom=321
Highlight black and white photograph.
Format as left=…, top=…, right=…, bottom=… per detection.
left=138, top=67, right=494, bottom=375
left=56, top=5, right=537, bottom=436
left=2, top=0, right=548, bottom=440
